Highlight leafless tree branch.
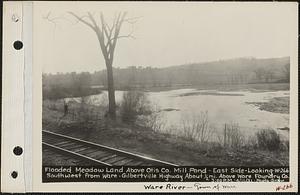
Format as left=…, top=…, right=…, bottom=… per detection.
left=109, top=31, right=136, bottom=42
left=123, top=16, right=143, bottom=24
left=87, top=12, right=98, bottom=29
left=44, top=10, right=140, bottom=118
left=44, top=12, right=74, bottom=23
left=71, top=15, right=89, bottom=25
left=43, top=11, right=60, bottom=28
left=68, top=11, right=96, bottom=31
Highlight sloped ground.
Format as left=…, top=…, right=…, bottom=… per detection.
left=42, top=102, right=289, bottom=166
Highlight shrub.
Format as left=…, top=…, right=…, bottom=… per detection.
left=143, top=110, right=166, bottom=132
left=224, top=123, right=245, bottom=149
left=43, top=85, right=67, bottom=100
left=180, top=111, right=212, bottom=143
left=72, top=96, right=102, bottom=129
left=120, top=90, right=152, bottom=123
left=246, top=135, right=259, bottom=149
left=280, top=140, right=289, bottom=151
left=256, top=129, right=281, bottom=151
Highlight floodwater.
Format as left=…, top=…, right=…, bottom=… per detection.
left=87, top=88, right=290, bottom=140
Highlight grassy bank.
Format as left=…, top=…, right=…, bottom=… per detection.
left=247, top=96, right=289, bottom=114
left=43, top=99, right=289, bottom=166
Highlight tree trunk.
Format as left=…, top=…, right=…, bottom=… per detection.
left=66, top=12, right=130, bottom=120
left=106, top=60, right=116, bottom=119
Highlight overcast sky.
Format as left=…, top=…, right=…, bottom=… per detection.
left=34, top=2, right=297, bottom=73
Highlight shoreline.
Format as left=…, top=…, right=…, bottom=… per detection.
left=44, top=83, right=290, bottom=100
left=246, top=96, right=289, bottom=114
left=42, top=99, right=289, bottom=166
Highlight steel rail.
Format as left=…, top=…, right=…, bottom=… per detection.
left=43, top=130, right=178, bottom=166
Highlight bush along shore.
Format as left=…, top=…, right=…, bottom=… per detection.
left=43, top=91, right=289, bottom=166
left=246, top=96, right=289, bottom=114
left=43, top=85, right=102, bottom=100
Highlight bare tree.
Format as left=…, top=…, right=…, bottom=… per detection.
left=46, top=11, right=138, bottom=118
left=69, top=12, right=137, bottom=119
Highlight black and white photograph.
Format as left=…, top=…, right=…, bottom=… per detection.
left=1, top=1, right=298, bottom=193
left=39, top=2, right=293, bottom=170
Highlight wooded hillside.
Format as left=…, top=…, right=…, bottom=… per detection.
left=43, top=56, right=290, bottom=97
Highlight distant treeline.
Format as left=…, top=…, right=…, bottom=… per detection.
left=43, top=72, right=102, bottom=100
left=43, top=57, right=290, bottom=99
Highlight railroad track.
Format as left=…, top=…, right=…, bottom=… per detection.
left=42, top=130, right=178, bottom=166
